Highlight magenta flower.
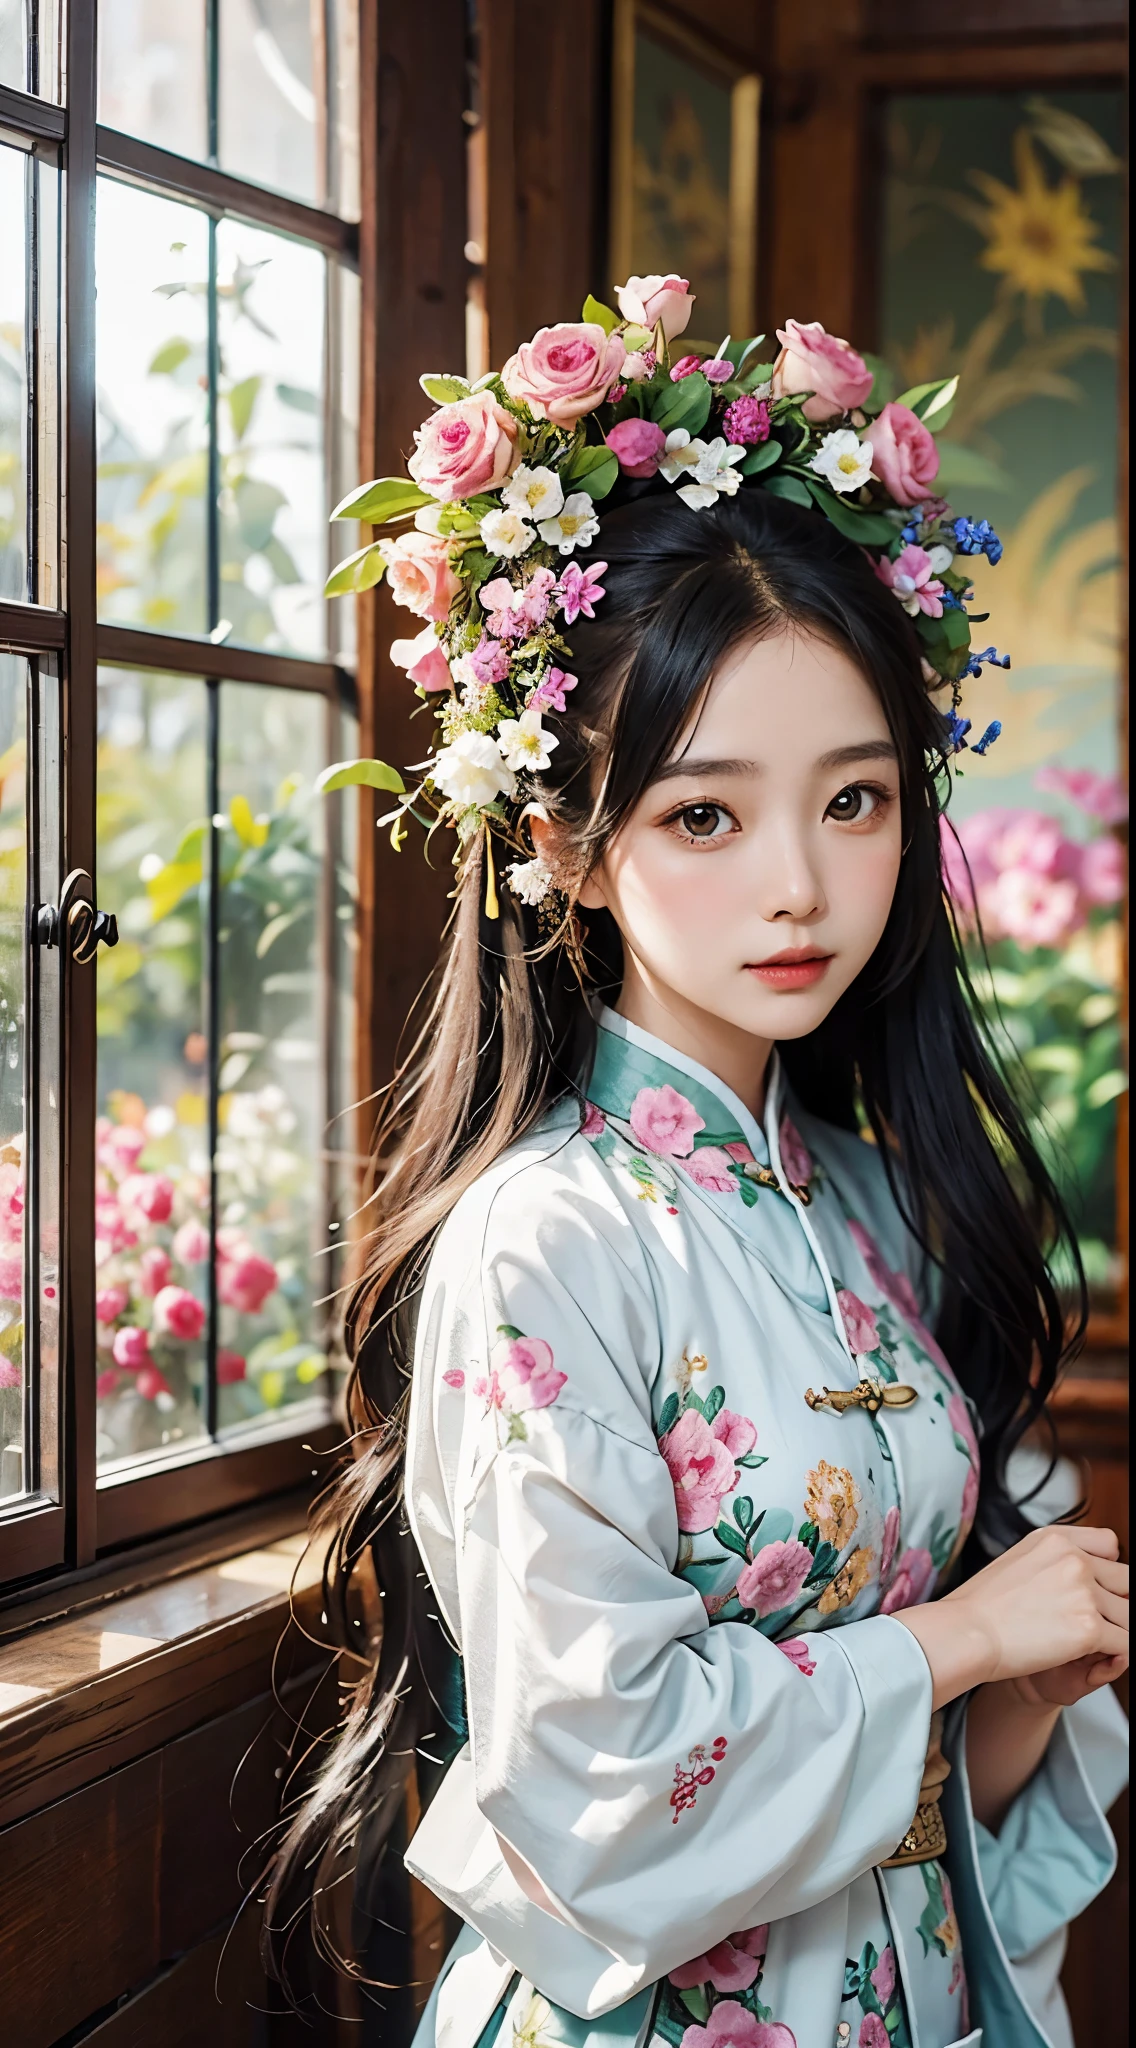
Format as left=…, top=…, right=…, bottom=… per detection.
left=685, top=1146, right=740, bottom=1195
left=139, top=1246, right=172, bottom=1298
left=880, top=1505, right=901, bottom=1585
left=489, top=1333, right=567, bottom=1412
left=468, top=633, right=512, bottom=686
left=776, top=1637, right=816, bottom=1677
left=670, top=354, right=703, bottom=382
left=778, top=1115, right=812, bottom=1188
left=736, top=1539, right=813, bottom=1617
left=711, top=1406, right=757, bottom=1459
left=580, top=1101, right=605, bottom=1138
left=152, top=1284, right=206, bottom=1342
left=722, top=395, right=770, bottom=446
left=704, top=357, right=734, bottom=384
left=95, top=1368, right=118, bottom=1399
left=629, top=1084, right=705, bottom=1158
left=173, top=1220, right=210, bottom=1265
left=870, top=1943, right=897, bottom=2007
left=219, top=1248, right=278, bottom=1315
left=837, top=1289, right=879, bottom=1358
left=606, top=417, right=667, bottom=479
left=0, top=1358, right=20, bottom=1389
left=481, top=566, right=557, bottom=639
left=112, top=1324, right=151, bottom=1370
left=670, top=1925, right=769, bottom=1993
left=119, top=1171, right=175, bottom=1226
left=880, top=1547, right=935, bottom=1614
left=442, top=1367, right=466, bottom=1390
left=136, top=1363, right=174, bottom=1403
left=556, top=561, right=607, bottom=623
left=529, top=666, right=577, bottom=714
left=875, top=545, right=945, bottom=619
left=680, top=2002, right=796, bottom=2048
left=217, top=1349, right=247, bottom=1385
left=1035, top=765, right=1128, bottom=825
left=858, top=2017, right=889, bottom=2048
left=660, top=1408, right=738, bottom=1532
left=96, top=1283, right=130, bottom=1326
left=1080, top=833, right=1125, bottom=906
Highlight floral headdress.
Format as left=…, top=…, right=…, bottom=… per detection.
left=319, top=274, right=1007, bottom=915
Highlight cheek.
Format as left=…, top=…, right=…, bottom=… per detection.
left=606, top=838, right=738, bottom=957
left=828, top=825, right=902, bottom=941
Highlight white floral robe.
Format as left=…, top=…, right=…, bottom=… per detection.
left=403, top=1009, right=1126, bottom=2048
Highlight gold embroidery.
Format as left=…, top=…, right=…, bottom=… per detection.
left=881, top=1710, right=950, bottom=1866
left=804, top=1378, right=918, bottom=1416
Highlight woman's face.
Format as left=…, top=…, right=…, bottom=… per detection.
left=565, top=625, right=905, bottom=1104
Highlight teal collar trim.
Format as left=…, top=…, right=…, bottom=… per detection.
left=587, top=1006, right=772, bottom=1165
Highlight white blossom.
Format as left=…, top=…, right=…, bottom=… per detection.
left=927, top=543, right=955, bottom=575
left=497, top=707, right=559, bottom=773
left=537, top=491, right=601, bottom=555
left=431, top=728, right=517, bottom=808
left=502, top=464, right=565, bottom=523
left=479, top=506, right=536, bottom=559
left=810, top=430, right=873, bottom=495
left=506, top=856, right=554, bottom=906
left=413, top=503, right=446, bottom=534
left=661, top=431, right=746, bottom=511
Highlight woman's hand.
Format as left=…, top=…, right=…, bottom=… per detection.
left=892, top=1523, right=1128, bottom=1711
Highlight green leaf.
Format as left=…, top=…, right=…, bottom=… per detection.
left=734, top=1451, right=767, bottom=1469
left=733, top=1495, right=754, bottom=1530
left=497, top=1323, right=524, bottom=1341
left=895, top=375, right=959, bottom=423
left=737, top=360, right=774, bottom=392
left=740, top=439, right=782, bottom=477
left=332, top=476, right=434, bottom=524
left=315, top=758, right=406, bottom=796
left=802, top=476, right=897, bottom=544
left=324, top=542, right=387, bottom=597
left=564, top=443, right=619, bottom=500
left=657, top=1392, right=680, bottom=1438
left=420, top=372, right=472, bottom=404
left=276, top=381, right=319, bottom=413
left=931, top=441, right=1014, bottom=494
left=234, top=476, right=285, bottom=549
left=798, top=1519, right=820, bottom=1552
left=942, top=605, right=973, bottom=649
left=650, top=372, right=712, bottom=437
left=582, top=294, right=619, bottom=334
left=704, top=1384, right=725, bottom=1422
left=227, top=374, right=262, bottom=443
left=678, top=1988, right=710, bottom=2024
left=148, top=336, right=192, bottom=376
left=762, top=472, right=812, bottom=508
left=714, top=1519, right=749, bottom=1558
left=805, top=1541, right=840, bottom=1585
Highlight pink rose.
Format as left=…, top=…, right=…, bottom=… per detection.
left=0, top=1358, right=20, bottom=1389
left=99, top=1123, right=145, bottom=1173
left=112, top=1324, right=151, bottom=1370
left=629, top=1084, right=705, bottom=1158
left=680, top=2001, right=795, bottom=2048
left=489, top=1333, right=567, bottom=1412
left=379, top=530, right=460, bottom=621
left=173, top=1220, right=211, bottom=1265
left=837, top=1289, right=879, bottom=1358
left=670, top=1926, right=768, bottom=1993
left=880, top=1546, right=935, bottom=1614
left=868, top=402, right=940, bottom=506
left=875, top=545, right=945, bottom=618
left=778, top=1115, right=812, bottom=1188
left=736, top=1539, right=813, bottom=1618
left=0, top=1248, right=22, bottom=1300
left=1079, top=833, right=1124, bottom=906
left=770, top=319, right=873, bottom=423
left=606, top=417, right=667, bottom=479
left=219, top=1250, right=278, bottom=1315
left=776, top=1637, right=817, bottom=1677
left=983, top=868, right=1083, bottom=949
left=152, top=1284, right=206, bottom=1341
left=119, top=1172, right=174, bottom=1225
left=880, top=1505, right=901, bottom=1584
left=136, top=1363, right=174, bottom=1402
left=139, top=1246, right=172, bottom=1297
left=661, top=1408, right=738, bottom=1532
left=685, top=1146, right=739, bottom=1195
left=501, top=322, right=626, bottom=428
left=96, top=1283, right=130, bottom=1326
left=216, top=1348, right=247, bottom=1385
left=870, top=1943, right=897, bottom=2007
left=581, top=1102, right=605, bottom=1138
left=389, top=623, right=452, bottom=692
left=1035, top=765, right=1128, bottom=826
left=95, top=1195, right=136, bottom=1253
left=407, top=391, right=519, bottom=501
left=711, top=1406, right=757, bottom=1458
left=614, top=274, right=695, bottom=342
left=859, top=2017, right=889, bottom=2048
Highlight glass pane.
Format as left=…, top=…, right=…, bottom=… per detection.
left=33, top=656, right=59, bottom=1499
left=96, top=179, right=210, bottom=638
left=95, top=668, right=210, bottom=1471
left=329, top=259, right=359, bottom=665
left=216, top=219, right=326, bottom=654
left=0, top=656, right=26, bottom=1501
left=219, top=0, right=319, bottom=205
left=97, top=0, right=208, bottom=160
left=0, top=0, right=24, bottom=92
left=879, top=89, right=1126, bottom=1317
left=0, top=144, right=28, bottom=605
left=330, top=0, right=360, bottom=221
left=215, top=683, right=329, bottom=1434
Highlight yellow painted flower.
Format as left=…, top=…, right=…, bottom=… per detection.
left=513, top=1993, right=555, bottom=2048
left=803, top=1461, right=860, bottom=1549
left=818, top=1544, right=873, bottom=1615
left=972, top=133, right=1114, bottom=310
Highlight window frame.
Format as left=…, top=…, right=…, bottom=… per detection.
left=0, top=1, right=362, bottom=1589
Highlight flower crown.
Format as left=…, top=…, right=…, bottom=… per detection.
left=319, top=274, right=1007, bottom=915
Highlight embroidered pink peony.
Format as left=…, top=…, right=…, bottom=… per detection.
left=119, top=1172, right=174, bottom=1226
left=580, top=1102, right=605, bottom=1138
left=776, top=1637, right=817, bottom=1677
left=736, top=1539, right=813, bottom=1617
left=112, top=1324, right=151, bottom=1370
left=390, top=623, right=452, bottom=692
left=96, top=1284, right=129, bottom=1326
left=556, top=561, right=607, bottom=623
left=614, top=274, right=694, bottom=341
left=880, top=1546, right=935, bottom=1614
left=661, top=1408, right=738, bottom=1533
left=629, top=1084, right=705, bottom=1159
left=868, top=401, right=940, bottom=507
left=605, top=417, right=667, bottom=479
left=880, top=1505, right=901, bottom=1585
left=769, top=319, right=873, bottom=423
left=152, top=1284, right=206, bottom=1341
left=679, top=2001, right=796, bottom=2048
left=379, top=530, right=461, bottom=620
left=778, top=1116, right=812, bottom=1188
left=837, top=1289, right=879, bottom=1358
left=216, top=1348, right=247, bottom=1385
left=858, top=2017, right=889, bottom=2048
left=870, top=1944, right=897, bottom=2007
left=685, top=1146, right=739, bottom=1195
left=502, top=322, right=626, bottom=427
left=407, top=391, right=519, bottom=501
left=711, top=1406, right=757, bottom=1458
left=139, top=1246, right=172, bottom=1297
left=219, top=1248, right=278, bottom=1315
left=489, top=1332, right=567, bottom=1412
left=173, top=1219, right=211, bottom=1265
left=669, top=1926, right=769, bottom=1993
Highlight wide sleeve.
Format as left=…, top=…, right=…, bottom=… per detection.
left=410, top=1161, right=935, bottom=1995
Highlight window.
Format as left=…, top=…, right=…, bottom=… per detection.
left=0, top=2, right=361, bottom=1584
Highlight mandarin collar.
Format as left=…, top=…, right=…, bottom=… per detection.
left=588, top=1006, right=779, bottom=1167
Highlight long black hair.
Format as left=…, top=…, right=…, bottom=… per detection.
left=264, top=484, right=1084, bottom=1982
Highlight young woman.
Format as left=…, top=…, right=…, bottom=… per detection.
left=271, top=290, right=1128, bottom=2048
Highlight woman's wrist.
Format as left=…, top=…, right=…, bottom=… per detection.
left=891, top=1599, right=997, bottom=1709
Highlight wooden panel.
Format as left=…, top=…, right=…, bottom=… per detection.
left=80, top=1922, right=269, bottom=2048
left=866, top=0, right=1127, bottom=36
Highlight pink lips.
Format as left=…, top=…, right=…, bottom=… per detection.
left=747, top=949, right=833, bottom=990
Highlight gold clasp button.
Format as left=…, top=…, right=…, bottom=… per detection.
left=804, top=1378, right=918, bottom=1416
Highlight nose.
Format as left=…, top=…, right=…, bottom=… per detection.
left=752, top=814, right=826, bottom=923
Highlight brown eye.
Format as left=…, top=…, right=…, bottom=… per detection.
left=680, top=804, right=729, bottom=838
left=826, top=784, right=879, bottom=823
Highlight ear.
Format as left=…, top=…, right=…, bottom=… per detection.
left=528, top=813, right=609, bottom=912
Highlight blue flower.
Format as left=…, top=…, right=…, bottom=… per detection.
left=899, top=512, right=925, bottom=546
left=952, top=517, right=1003, bottom=566
left=972, top=720, right=1002, bottom=756
left=942, top=710, right=972, bottom=754
left=961, top=645, right=1011, bottom=679
left=940, top=588, right=965, bottom=610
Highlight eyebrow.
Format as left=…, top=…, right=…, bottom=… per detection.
left=652, top=738, right=898, bottom=785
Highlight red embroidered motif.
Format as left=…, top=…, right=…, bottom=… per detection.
left=669, top=1736, right=728, bottom=1822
